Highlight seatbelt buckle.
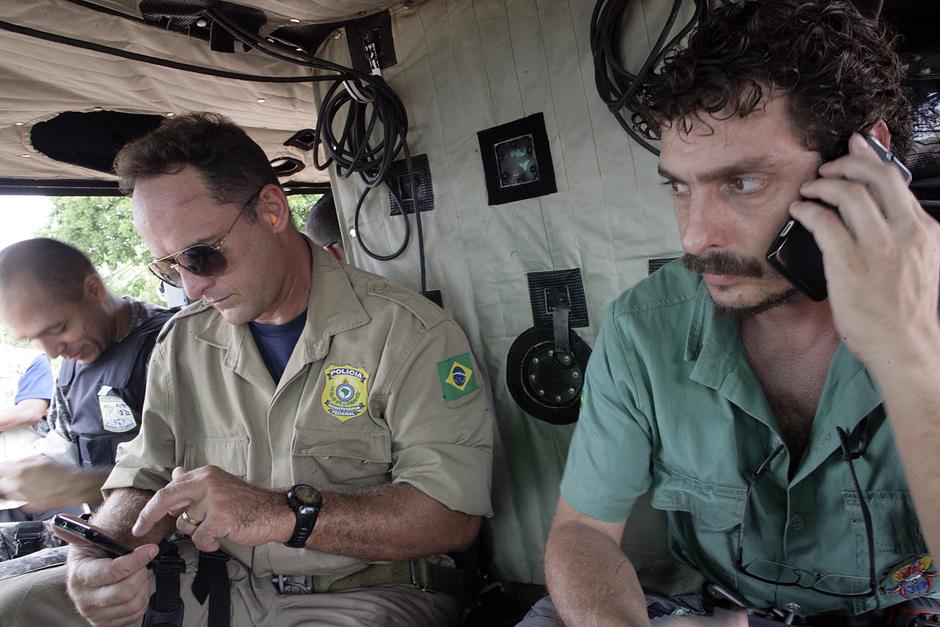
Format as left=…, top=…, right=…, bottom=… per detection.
left=409, top=559, right=436, bottom=594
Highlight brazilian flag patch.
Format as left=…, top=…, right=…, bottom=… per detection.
left=437, top=353, right=479, bottom=402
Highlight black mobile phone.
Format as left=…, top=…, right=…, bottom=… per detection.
left=766, top=134, right=913, bottom=301
left=52, top=513, right=132, bottom=557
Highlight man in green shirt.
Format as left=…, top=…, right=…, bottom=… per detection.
left=540, top=1, right=940, bottom=625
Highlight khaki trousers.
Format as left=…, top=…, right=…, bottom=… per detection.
left=0, top=542, right=463, bottom=627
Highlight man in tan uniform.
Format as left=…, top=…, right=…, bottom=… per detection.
left=0, top=113, right=493, bottom=626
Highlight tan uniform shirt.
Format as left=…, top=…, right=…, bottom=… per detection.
left=104, top=245, right=493, bottom=578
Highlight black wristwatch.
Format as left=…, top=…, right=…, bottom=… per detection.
left=284, top=484, right=322, bottom=549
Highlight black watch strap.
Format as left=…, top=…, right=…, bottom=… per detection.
left=285, top=484, right=321, bottom=549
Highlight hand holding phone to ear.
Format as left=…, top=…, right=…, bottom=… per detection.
left=789, top=132, right=939, bottom=367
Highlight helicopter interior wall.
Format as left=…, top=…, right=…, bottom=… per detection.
left=316, top=0, right=688, bottom=585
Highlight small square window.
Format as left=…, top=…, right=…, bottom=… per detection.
left=495, top=134, right=539, bottom=188
left=477, top=112, right=556, bottom=205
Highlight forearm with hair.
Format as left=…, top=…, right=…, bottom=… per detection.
left=546, top=520, right=650, bottom=627
left=868, top=342, right=940, bottom=556
left=92, top=487, right=175, bottom=548
left=303, top=483, right=479, bottom=560
left=0, top=399, right=48, bottom=431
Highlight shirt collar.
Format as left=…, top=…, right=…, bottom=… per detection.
left=682, top=272, right=883, bottom=480
left=194, top=238, right=371, bottom=367
left=684, top=278, right=746, bottom=391
left=297, top=240, right=371, bottom=363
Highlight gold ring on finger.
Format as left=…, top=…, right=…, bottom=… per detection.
left=179, top=511, right=202, bottom=527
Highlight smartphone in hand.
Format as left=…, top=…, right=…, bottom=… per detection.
left=52, top=513, right=132, bottom=557
left=766, top=134, right=913, bottom=301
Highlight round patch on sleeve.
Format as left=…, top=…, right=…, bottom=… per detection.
left=321, top=365, right=370, bottom=422
left=883, top=554, right=936, bottom=598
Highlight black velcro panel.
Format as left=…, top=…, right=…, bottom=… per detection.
left=648, top=257, right=679, bottom=275
left=477, top=113, right=557, bottom=205
left=526, top=269, right=588, bottom=329
left=387, top=153, right=434, bottom=215
left=345, top=11, right=397, bottom=73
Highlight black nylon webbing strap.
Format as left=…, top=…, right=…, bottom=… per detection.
left=191, top=550, right=231, bottom=627
left=143, top=541, right=185, bottom=627
left=13, top=522, right=45, bottom=558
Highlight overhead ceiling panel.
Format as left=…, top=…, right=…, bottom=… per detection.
left=0, top=0, right=339, bottom=187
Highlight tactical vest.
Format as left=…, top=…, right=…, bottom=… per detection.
left=55, top=308, right=173, bottom=468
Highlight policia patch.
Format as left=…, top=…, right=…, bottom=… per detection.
left=98, top=385, right=137, bottom=433
left=321, top=365, right=369, bottom=422
left=437, top=353, right=478, bottom=403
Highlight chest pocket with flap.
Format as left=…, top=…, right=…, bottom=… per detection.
left=291, top=427, right=392, bottom=489
left=650, top=460, right=746, bottom=584
left=182, top=437, right=249, bottom=480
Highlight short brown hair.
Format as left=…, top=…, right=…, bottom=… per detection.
left=636, top=0, right=911, bottom=161
left=303, top=193, right=342, bottom=248
left=0, top=238, right=96, bottom=302
left=113, top=112, right=279, bottom=212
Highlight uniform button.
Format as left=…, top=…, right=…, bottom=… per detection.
left=374, top=281, right=387, bottom=290
left=784, top=602, right=802, bottom=615
left=789, top=514, right=805, bottom=531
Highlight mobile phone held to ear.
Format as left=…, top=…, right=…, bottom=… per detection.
left=766, top=134, right=913, bottom=301
left=52, top=513, right=132, bottom=557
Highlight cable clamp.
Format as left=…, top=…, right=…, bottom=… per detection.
left=343, top=79, right=374, bottom=103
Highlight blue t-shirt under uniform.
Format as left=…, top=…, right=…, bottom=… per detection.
left=249, top=310, right=308, bottom=383
left=15, top=355, right=53, bottom=404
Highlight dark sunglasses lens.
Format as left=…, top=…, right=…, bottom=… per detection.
left=149, top=261, right=182, bottom=288
left=177, top=246, right=227, bottom=277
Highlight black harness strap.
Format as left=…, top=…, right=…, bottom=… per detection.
left=143, top=541, right=185, bottom=627
left=12, top=522, right=46, bottom=558
left=191, top=550, right=231, bottom=627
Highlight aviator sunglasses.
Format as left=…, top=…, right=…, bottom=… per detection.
left=147, top=188, right=262, bottom=289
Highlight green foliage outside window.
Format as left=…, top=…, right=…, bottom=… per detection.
left=38, top=193, right=322, bottom=304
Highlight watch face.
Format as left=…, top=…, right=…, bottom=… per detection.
left=292, top=484, right=322, bottom=507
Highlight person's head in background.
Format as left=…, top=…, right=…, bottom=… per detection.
left=303, top=192, right=345, bottom=263
left=0, top=238, right=129, bottom=364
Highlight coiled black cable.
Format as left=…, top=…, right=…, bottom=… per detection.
left=207, top=8, right=428, bottom=293
left=590, top=0, right=708, bottom=156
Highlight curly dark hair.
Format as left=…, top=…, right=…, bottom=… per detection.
left=636, top=0, right=912, bottom=161
left=114, top=112, right=278, bottom=218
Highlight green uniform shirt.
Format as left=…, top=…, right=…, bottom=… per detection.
left=104, top=244, right=494, bottom=578
left=561, top=261, right=931, bottom=616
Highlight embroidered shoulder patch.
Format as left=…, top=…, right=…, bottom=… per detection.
left=437, top=353, right=478, bottom=403
left=321, top=365, right=369, bottom=422
left=98, top=385, right=137, bottom=433
left=884, top=554, right=936, bottom=598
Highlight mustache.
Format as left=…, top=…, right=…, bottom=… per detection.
left=682, top=252, right=764, bottom=278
